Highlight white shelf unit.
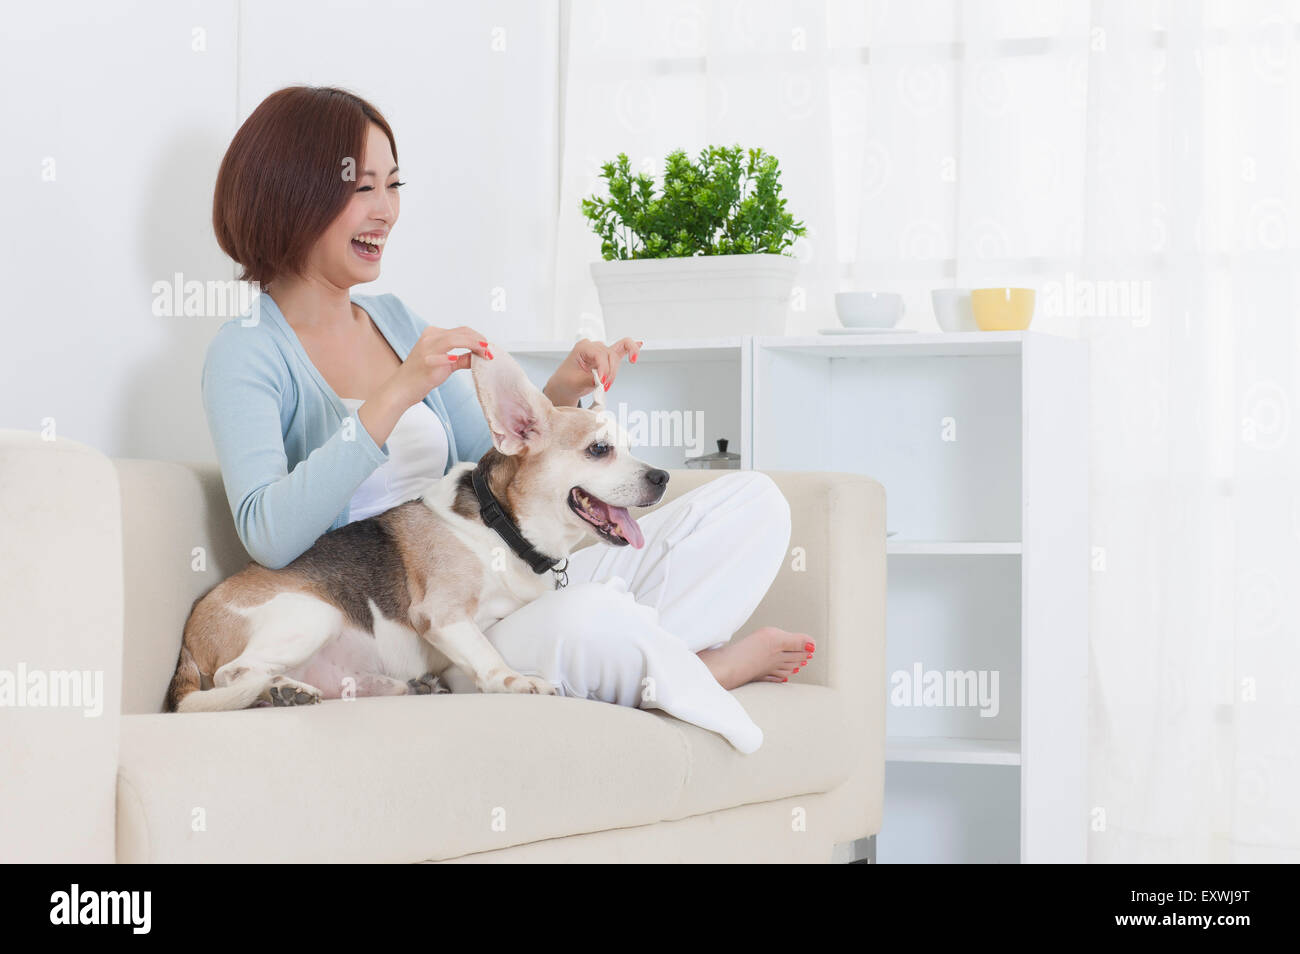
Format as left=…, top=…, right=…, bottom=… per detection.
left=502, top=331, right=1087, bottom=863
left=752, top=332, right=1088, bottom=864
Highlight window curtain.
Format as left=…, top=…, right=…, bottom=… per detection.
left=554, top=0, right=1300, bottom=861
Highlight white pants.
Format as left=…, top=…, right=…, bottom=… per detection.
left=443, top=471, right=791, bottom=754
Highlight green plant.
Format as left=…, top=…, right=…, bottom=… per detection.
left=581, top=145, right=806, bottom=260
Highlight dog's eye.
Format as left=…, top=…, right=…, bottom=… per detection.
left=587, top=441, right=612, bottom=458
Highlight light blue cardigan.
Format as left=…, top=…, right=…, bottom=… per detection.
left=201, top=291, right=494, bottom=569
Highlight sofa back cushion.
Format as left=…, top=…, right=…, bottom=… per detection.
left=114, top=460, right=250, bottom=714
left=112, top=463, right=864, bottom=718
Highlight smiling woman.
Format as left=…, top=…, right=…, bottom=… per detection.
left=212, top=85, right=401, bottom=290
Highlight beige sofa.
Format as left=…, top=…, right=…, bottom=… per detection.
left=0, top=430, right=886, bottom=863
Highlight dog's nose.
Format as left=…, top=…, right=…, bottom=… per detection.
left=645, top=468, right=669, bottom=487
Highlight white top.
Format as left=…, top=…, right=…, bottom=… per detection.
left=340, top=398, right=450, bottom=522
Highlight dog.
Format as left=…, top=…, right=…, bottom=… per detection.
left=165, top=349, right=669, bottom=712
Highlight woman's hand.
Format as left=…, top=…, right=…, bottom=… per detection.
left=359, top=325, right=492, bottom=446
left=544, top=337, right=643, bottom=408
left=387, top=325, right=493, bottom=407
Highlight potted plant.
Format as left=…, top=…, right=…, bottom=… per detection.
left=582, top=145, right=806, bottom=339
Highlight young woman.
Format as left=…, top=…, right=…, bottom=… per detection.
left=205, top=85, right=814, bottom=748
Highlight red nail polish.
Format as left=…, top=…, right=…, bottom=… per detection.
left=782, top=677, right=788, bottom=683
left=630, top=353, right=637, bottom=363
left=447, top=354, right=457, bottom=361
left=794, top=667, right=800, bottom=673
left=479, top=341, right=488, bottom=347
left=804, top=642, right=814, bottom=652
left=486, top=350, right=494, bottom=359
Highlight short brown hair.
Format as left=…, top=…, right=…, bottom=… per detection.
left=212, top=86, right=398, bottom=288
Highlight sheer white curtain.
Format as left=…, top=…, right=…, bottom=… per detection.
left=554, top=0, right=1299, bottom=862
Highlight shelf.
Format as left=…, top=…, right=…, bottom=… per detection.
left=756, top=331, right=1027, bottom=357
left=887, top=541, right=1022, bottom=555
left=505, top=336, right=743, bottom=362
left=886, top=736, right=1021, bottom=766
left=502, top=332, right=1036, bottom=360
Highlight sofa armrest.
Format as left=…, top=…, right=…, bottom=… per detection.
left=649, top=468, right=887, bottom=689
left=0, top=430, right=123, bottom=862
left=648, top=468, right=888, bottom=842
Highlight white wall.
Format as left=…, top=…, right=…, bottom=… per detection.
left=0, top=0, right=559, bottom=461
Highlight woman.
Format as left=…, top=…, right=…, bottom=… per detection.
left=205, top=86, right=814, bottom=748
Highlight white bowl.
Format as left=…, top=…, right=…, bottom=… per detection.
left=931, top=288, right=977, bottom=332
left=835, top=291, right=904, bottom=328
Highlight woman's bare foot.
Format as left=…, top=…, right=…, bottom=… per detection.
left=697, top=626, right=815, bottom=690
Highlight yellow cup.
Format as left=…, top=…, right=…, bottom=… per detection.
left=971, top=287, right=1035, bottom=330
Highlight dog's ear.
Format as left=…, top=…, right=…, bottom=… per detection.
left=470, top=349, right=552, bottom=456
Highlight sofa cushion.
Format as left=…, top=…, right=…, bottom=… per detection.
left=116, top=684, right=852, bottom=863
left=657, top=683, right=854, bottom=820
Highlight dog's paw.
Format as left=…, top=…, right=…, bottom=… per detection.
left=477, top=667, right=557, bottom=695
left=267, top=677, right=322, bottom=707
left=406, top=672, right=450, bottom=695
left=502, top=673, right=558, bottom=695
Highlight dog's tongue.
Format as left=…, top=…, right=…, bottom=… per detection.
left=608, top=506, right=644, bottom=549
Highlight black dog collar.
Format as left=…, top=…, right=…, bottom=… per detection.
left=471, top=467, right=568, bottom=587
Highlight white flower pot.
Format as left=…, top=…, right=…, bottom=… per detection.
left=590, top=253, right=799, bottom=341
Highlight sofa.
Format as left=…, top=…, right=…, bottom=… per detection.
left=0, top=429, right=886, bottom=863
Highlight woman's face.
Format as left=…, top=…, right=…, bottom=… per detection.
left=308, top=122, right=400, bottom=288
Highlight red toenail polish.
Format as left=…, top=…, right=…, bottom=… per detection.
left=782, top=677, right=788, bottom=682
left=794, top=667, right=800, bottom=673
left=804, top=642, right=814, bottom=652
